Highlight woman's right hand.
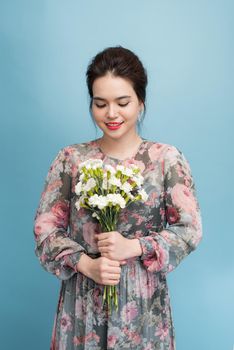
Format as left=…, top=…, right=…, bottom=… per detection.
left=76, top=254, right=127, bottom=285
left=89, top=256, right=127, bottom=285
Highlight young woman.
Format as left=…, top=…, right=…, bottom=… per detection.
left=33, top=46, right=202, bottom=350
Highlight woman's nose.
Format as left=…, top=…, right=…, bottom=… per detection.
left=107, top=104, right=118, bottom=118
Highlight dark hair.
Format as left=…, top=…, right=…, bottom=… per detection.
left=86, top=46, right=148, bottom=127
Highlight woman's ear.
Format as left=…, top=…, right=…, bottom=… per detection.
left=138, top=100, right=144, bottom=111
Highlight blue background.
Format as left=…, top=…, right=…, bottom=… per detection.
left=1, top=1, right=233, bottom=349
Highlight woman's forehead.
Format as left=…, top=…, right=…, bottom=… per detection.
left=92, top=74, right=135, bottom=98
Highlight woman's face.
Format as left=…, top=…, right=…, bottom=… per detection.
left=91, top=72, right=143, bottom=139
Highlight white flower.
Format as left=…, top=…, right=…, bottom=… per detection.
left=79, top=173, right=85, bottom=181
left=75, top=200, right=80, bottom=211
left=97, top=196, right=108, bottom=210
left=75, top=195, right=86, bottom=211
left=120, top=182, right=132, bottom=193
left=78, top=159, right=103, bottom=171
left=102, top=173, right=108, bottom=190
left=129, top=164, right=139, bottom=171
left=75, top=181, right=83, bottom=195
left=116, top=165, right=133, bottom=177
left=109, top=176, right=121, bottom=187
left=92, top=212, right=100, bottom=219
left=88, top=194, right=108, bottom=210
left=88, top=194, right=99, bottom=206
left=107, top=193, right=126, bottom=209
left=116, top=165, right=125, bottom=172
left=104, top=164, right=116, bottom=174
left=128, top=193, right=135, bottom=200
left=139, top=189, right=148, bottom=202
left=84, top=178, right=96, bottom=191
left=132, top=174, right=144, bottom=187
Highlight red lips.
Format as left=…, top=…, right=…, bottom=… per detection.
left=106, top=122, right=123, bottom=125
left=105, top=122, right=124, bottom=130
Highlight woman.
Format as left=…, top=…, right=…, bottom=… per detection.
left=33, top=46, right=202, bottom=350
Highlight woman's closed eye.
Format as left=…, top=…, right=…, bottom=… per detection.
left=95, top=102, right=129, bottom=108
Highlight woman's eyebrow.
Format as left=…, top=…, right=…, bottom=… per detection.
left=93, top=95, right=131, bottom=101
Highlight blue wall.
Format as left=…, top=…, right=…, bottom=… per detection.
left=1, top=1, right=233, bottom=349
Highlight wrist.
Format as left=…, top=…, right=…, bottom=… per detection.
left=127, top=238, right=143, bottom=258
left=76, top=253, right=93, bottom=278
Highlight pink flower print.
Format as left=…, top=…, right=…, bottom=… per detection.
left=83, top=221, right=100, bottom=252
left=108, top=327, right=120, bottom=348
left=60, top=312, right=72, bottom=333
left=122, top=327, right=141, bottom=345
left=73, top=332, right=100, bottom=346
left=142, top=238, right=168, bottom=272
left=121, top=301, right=138, bottom=323
left=108, top=334, right=118, bottom=348
left=171, top=183, right=197, bottom=214
left=34, top=212, right=56, bottom=238
left=86, top=332, right=100, bottom=343
left=63, top=146, right=73, bottom=158
left=145, top=222, right=154, bottom=230
left=129, top=331, right=141, bottom=345
left=165, top=146, right=182, bottom=168
left=119, top=209, right=131, bottom=224
left=148, top=143, right=164, bottom=162
left=45, top=179, right=62, bottom=193
left=123, top=159, right=145, bottom=172
left=51, top=201, right=69, bottom=228
left=166, top=206, right=180, bottom=224
left=131, top=212, right=145, bottom=225
left=160, top=207, right=166, bottom=221
left=175, top=162, right=192, bottom=187
left=73, top=336, right=83, bottom=346
left=155, top=321, right=169, bottom=340
left=144, top=342, right=154, bottom=350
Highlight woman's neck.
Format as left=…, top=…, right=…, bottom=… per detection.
left=97, top=134, right=143, bottom=159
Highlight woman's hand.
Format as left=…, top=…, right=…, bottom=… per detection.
left=95, top=231, right=136, bottom=261
left=88, top=256, right=126, bottom=285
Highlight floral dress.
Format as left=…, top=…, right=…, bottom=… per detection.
left=33, top=138, right=202, bottom=350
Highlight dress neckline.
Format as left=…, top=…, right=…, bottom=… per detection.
left=91, top=138, right=147, bottom=161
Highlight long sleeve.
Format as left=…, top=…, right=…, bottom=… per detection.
left=137, top=145, right=203, bottom=274
left=33, top=148, right=87, bottom=280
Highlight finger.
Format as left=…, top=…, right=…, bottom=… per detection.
left=106, top=268, right=121, bottom=275
left=120, top=260, right=127, bottom=264
left=97, top=240, right=110, bottom=247
left=96, top=232, right=111, bottom=240
left=98, top=246, right=110, bottom=253
left=103, top=276, right=120, bottom=285
left=108, top=260, right=120, bottom=267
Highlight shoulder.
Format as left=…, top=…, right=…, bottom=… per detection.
left=145, top=139, right=183, bottom=161
left=54, top=140, right=95, bottom=164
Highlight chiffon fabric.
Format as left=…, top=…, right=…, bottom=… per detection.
left=33, top=138, right=202, bottom=350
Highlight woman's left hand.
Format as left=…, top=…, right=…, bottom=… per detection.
left=94, top=231, right=131, bottom=261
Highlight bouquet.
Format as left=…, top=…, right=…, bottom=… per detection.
left=75, top=159, right=148, bottom=313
